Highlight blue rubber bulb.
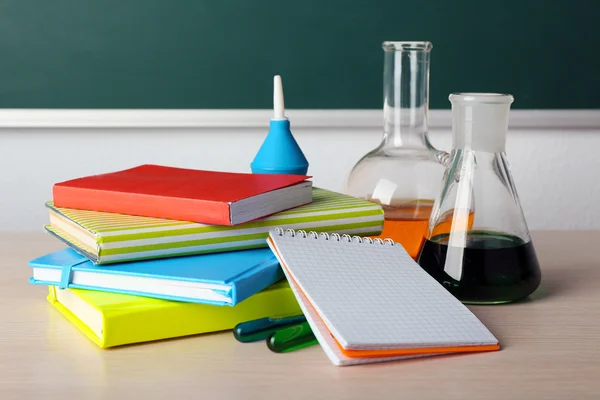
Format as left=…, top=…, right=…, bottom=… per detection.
left=251, top=119, right=308, bottom=175
left=251, top=75, right=309, bottom=176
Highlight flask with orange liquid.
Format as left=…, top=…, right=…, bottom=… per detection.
left=345, top=41, right=446, bottom=259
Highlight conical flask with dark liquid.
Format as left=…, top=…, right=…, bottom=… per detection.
left=417, top=93, right=542, bottom=304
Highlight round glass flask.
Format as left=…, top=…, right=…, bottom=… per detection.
left=417, top=93, right=542, bottom=304
left=344, top=41, right=446, bottom=259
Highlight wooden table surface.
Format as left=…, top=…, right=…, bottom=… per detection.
left=1, top=231, right=599, bottom=399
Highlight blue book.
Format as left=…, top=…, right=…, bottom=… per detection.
left=29, top=247, right=284, bottom=306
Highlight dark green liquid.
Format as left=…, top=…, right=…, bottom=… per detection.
left=417, top=231, right=542, bottom=304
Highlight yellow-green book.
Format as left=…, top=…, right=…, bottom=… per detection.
left=47, top=280, right=301, bottom=348
left=44, top=187, right=384, bottom=264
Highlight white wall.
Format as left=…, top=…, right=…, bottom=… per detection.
left=1, top=110, right=599, bottom=231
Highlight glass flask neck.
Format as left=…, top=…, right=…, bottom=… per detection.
left=382, top=41, right=433, bottom=150
left=449, top=93, right=514, bottom=152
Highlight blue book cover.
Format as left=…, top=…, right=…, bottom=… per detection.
left=29, top=247, right=284, bottom=306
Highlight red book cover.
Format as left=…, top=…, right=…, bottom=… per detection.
left=52, top=164, right=312, bottom=225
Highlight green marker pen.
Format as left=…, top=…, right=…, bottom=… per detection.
left=233, top=315, right=307, bottom=343
left=266, top=321, right=317, bottom=353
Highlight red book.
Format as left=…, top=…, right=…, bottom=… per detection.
left=52, top=164, right=313, bottom=226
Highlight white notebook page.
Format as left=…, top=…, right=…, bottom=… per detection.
left=268, top=229, right=498, bottom=350
left=284, top=264, right=438, bottom=366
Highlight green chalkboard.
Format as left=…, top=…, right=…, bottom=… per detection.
left=0, top=0, right=597, bottom=109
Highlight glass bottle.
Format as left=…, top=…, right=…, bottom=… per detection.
left=417, top=93, right=542, bottom=304
left=344, top=41, right=446, bottom=259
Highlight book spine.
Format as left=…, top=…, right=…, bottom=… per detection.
left=228, top=256, right=285, bottom=305
left=47, top=286, right=57, bottom=302
left=52, top=185, right=232, bottom=225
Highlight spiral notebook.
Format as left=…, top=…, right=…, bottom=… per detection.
left=267, top=228, right=500, bottom=366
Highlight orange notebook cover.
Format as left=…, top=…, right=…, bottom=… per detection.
left=52, top=164, right=312, bottom=226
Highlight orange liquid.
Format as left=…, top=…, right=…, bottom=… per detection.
left=368, top=200, right=476, bottom=260
left=431, top=209, right=475, bottom=238
left=373, top=218, right=429, bottom=259
left=369, top=201, right=433, bottom=260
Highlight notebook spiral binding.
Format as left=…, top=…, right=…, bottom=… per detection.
left=273, top=228, right=396, bottom=246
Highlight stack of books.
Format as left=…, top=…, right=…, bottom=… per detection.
left=28, top=164, right=384, bottom=348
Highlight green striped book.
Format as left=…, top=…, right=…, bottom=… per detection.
left=44, top=188, right=384, bottom=264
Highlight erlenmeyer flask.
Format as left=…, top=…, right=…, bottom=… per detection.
left=344, top=41, right=446, bottom=259
left=417, top=93, right=541, bottom=304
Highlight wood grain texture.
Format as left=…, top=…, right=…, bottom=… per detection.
left=1, top=231, right=599, bottom=399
